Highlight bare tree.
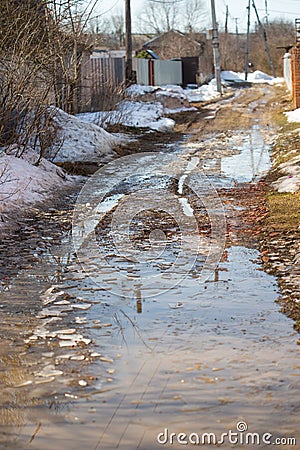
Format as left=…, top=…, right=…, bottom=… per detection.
left=0, top=0, right=53, bottom=151
left=250, top=19, right=294, bottom=76
left=0, top=0, right=101, bottom=160
left=184, top=0, right=206, bottom=33
left=110, top=13, right=125, bottom=48
left=138, top=0, right=181, bottom=34
left=138, top=0, right=205, bottom=34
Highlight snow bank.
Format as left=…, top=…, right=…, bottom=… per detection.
left=126, top=85, right=158, bottom=96
left=0, top=146, right=72, bottom=222
left=221, top=71, right=243, bottom=82
left=127, top=84, right=194, bottom=114
left=48, top=108, right=118, bottom=163
left=284, top=108, right=300, bottom=123
left=248, top=70, right=273, bottom=81
left=247, top=71, right=284, bottom=85
left=272, top=155, right=300, bottom=193
left=78, top=101, right=175, bottom=132
left=220, top=70, right=283, bottom=85
left=185, top=79, right=222, bottom=103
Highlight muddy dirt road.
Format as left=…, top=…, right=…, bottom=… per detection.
left=0, top=85, right=299, bottom=449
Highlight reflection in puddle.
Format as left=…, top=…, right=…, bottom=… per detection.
left=221, top=123, right=271, bottom=182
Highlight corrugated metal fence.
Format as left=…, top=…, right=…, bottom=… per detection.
left=133, top=59, right=182, bottom=86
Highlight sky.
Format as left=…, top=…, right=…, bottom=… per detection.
left=95, top=0, right=300, bottom=33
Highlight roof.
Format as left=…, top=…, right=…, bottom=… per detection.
left=143, top=30, right=203, bottom=49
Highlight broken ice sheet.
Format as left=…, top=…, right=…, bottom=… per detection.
left=168, top=302, right=184, bottom=309
left=99, top=356, right=114, bottom=364
left=36, top=365, right=63, bottom=377
left=70, top=355, right=85, bottom=361
left=55, top=328, right=76, bottom=335
left=75, top=317, right=88, bottom=324
left=40, top=286, right=65, bottom=306
left=72, top=303, right=91, bottom=310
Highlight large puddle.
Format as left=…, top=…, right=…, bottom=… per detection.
left=0, top=102, right=299, bottom=449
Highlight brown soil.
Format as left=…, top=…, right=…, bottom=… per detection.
left=114, top=130, right=183, bottom=157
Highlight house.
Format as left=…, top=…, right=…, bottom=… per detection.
left=142, top=30, right=213, bottom=85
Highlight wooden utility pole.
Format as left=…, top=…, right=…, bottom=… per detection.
left=252, top=0, right=276, bottom=77
left=245, top=0, right=251, bottom=80
left=234, top=18, right=239, bottom=35
left=210, top=0, right=222, bottom=94
left=225, top=5, right=228, bottom=34
left=125, top=0, right=133, bottom=84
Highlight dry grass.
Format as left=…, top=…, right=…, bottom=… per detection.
left=265, top=191, right=300, bottom=232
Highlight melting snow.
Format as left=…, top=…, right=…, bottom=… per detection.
left=284, top=108, right=300, bottom=123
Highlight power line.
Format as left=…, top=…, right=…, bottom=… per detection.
left=256, top=8, right=300, bottom=15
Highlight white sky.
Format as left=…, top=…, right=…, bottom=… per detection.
left=95, top=0, right=300, bottom=32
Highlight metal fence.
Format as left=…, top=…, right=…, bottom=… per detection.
left=133, top=58, right=182, bottom=86
left=133, top=58, right=150, bottom=85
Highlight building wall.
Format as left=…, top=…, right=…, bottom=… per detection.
left=290, top=46, right=300, bottom=109
left=283, top=53, right=292, bottom=92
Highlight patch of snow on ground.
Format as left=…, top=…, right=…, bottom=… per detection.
left=272, top=155, right=300, bottom=193
left=248, top=70, right=273, bottom=81
left=127, top=84, right=195, bottom=114
left=164, top=106, right=197, bottom=114
left=78, top=101, right=175, bottom=132
left=0, top=146, right=72, bottom=223
left=234, top=70, right=284, bottom=85
left=48, top=108, right=118, bottom=163
left=221, top=71, right=243, bottom=82
left=220, top=70, right=283, bottom=85
left=185, top=79, right=221, bottom=103
left=126, top=85, right=158, bottom=96
left=284, top=108, right=300, bottom=123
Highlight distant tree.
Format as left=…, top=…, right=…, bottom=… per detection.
left=250, top=19, right=294, bottom=76
left=184, top=0, right=207, bottom=33
left=219, top=33, right=246, bottom=72
left=138, top=0, right=205, bottom=34
left=110, top=13, right=125, bottom=47
left=218, top=20, right=294, bottom=75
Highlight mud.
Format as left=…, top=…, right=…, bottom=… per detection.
left=0, top=84, right=299, bottom=450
